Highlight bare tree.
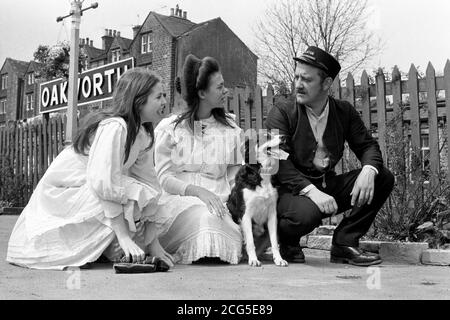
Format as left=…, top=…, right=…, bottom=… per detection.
left=254, top=0, right=381, bottom=92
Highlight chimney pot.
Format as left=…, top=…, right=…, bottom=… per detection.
left=117, top=31, right=121, bottom=37
left=105, top=28, right=108, bottom=36
left=170, top=8, right=174, bottom=16
left=86, top=37, right=90, bottom=44
left=109, top=29, right=112, bottom=36
left=90, top=40, right=93, bottom=46
left=113, top=30, right=116, bottom=37
left=183, top=11, right=187, bottom=19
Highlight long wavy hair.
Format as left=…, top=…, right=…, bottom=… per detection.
left=73, top=68, right=161, bottom=163
left=174, top=54, right=234, bottom=131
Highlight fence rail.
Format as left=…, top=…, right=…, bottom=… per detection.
left=1, top=60, right=449, bottom=207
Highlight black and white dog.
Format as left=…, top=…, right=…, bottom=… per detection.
left=227, top=133, right=289, bottom=267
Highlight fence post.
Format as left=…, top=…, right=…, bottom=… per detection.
left=18, top=124, right=24, bottom=204
left=331, top=75, right=341, bottom=99
left=376, top=68, right=387, bottom=163
left=361, top=70, right=371, bottom=129
left=43, top=116, right=48, bottom=172
left=445, top=60, right=450, bottom=183
left=37, top=120, right=43, bottom=180
left=52, top=117, right=58, bottom=161
left=23, top=123, right=29, bottom=202
left=408, top=64, right=422, bottom=190
left=14, top=125, right=19, bottom=194
left=266, top=84, right=274, bottom=114
left=426, top=62, right=440, bottom=191
left=331, top=75, right=343, bottom=174
left=392, top=66, right=405, bottom=219
left=28, top=122, right=33, bottom=199
left=254, top=85, right=264, bottom=130
left=32, top=122, right=38, bottom=190
left=392, top=66, right=405, bottom=171
left=345, top=72, right=355, bottom=106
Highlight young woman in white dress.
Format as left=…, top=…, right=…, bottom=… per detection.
left=6, top=68, right=174, bottom=270
left=153, top=54, right=244, bottom=264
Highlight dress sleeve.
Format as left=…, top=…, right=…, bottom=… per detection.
left=154, top=118, right=190, bottom=196
left=86, top=119, right=128, bottom=204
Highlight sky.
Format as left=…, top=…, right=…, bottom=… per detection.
left=1, top=0, right=450, bottom=80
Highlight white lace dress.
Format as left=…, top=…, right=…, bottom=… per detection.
left=6, top=117, right=162, bottom=270
left=153, top=113, right=243, bottom=264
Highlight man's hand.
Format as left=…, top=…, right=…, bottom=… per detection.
left=305, top=187, right=338, bottom=215
left=351, top=167, right=376, bottom=207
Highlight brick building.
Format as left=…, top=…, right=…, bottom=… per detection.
left=0, top=5, right=258, bottom=122
left=0, top=58, right=43, bottom=125
left=96, top=6, right=258, bottom=111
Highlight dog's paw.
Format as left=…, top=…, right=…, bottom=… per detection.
left=274, top=257, right=288, bottom=267
left=248, top=258, right=262, bottom=267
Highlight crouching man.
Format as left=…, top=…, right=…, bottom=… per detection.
left=265, top=46, right=394, bottom=266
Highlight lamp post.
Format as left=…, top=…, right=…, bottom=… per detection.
left=57, top=1, right=98, bottom=145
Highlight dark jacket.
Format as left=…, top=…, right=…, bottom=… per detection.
left=265, top=95, right=384, bottom=195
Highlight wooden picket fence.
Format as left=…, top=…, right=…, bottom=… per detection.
left=0, top=115, right=66, bottom=206
left=227, top=61, right=450, bottom=186
left=1, top=61, right=449, bottom=206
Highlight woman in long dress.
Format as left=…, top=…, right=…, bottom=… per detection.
left=153, top=54, right=243, bottom=264
left=6, top=68, right=174, bottom=270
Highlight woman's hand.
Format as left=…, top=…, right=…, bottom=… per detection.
left=117, top=236, right=146, bottom=263
left=186, top=185, right=227, bottom=219
left=109, top=213, right=145, bottom=263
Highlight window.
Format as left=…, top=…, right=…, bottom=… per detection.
left=112, top=49, right=121, bottom=62
left=0, top=99, right=6, bottom=114
left=141, top=33, right=153, bottom=54
left=27, top=72, right=35, bottom=85
left=1, top=74, right=8, bottom=90
left=81, top=59, right=89, bottom=72
left=26, top=94, right=34, bottom=111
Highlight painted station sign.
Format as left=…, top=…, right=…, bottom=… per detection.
left=39, top=57, right=134, bottom=113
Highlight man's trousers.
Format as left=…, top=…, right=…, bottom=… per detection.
left=277, top=167, right=395, bottom=247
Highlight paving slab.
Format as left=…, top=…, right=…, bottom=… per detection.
left=0, top=216, right=449, bottom=300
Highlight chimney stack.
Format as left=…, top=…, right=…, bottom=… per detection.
left=102, top=29, right=114, bottom=50
left=90, top=40, right=93, bottom=47
left=183, top=11, right=187, bottom=19
left=132, top=25, right=141, bottom=39
left=170, top=8, right=174, bottom=16
left=117, top=31, right=121, bottom=37
left=109, top=29, right=113, bottom=36
left=113, top=30, right=117, bottom=37
left=86, top=37, right=90, bottom=45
